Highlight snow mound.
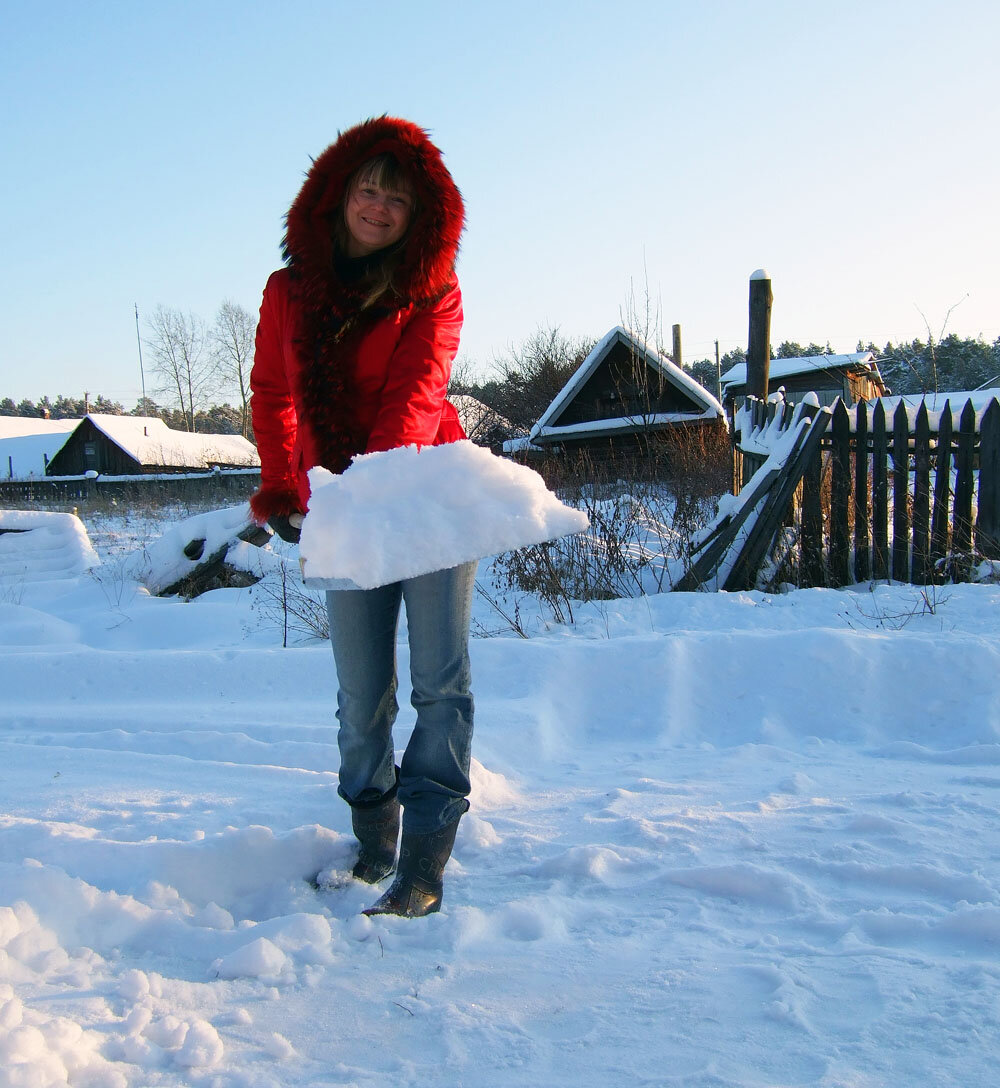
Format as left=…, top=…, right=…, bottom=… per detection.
left=0, top=510, right=99, bottom=585
left=0, top=603, right=78, bottom=647
left=300, top=441, right=589, bottom=589
left=212, top=937, right=290, bottom=982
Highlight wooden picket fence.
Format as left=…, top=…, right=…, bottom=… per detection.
left=684, top=394, right=1000, bottom=590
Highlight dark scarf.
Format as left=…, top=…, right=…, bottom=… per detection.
left=290, top=249, right=398, bottom=476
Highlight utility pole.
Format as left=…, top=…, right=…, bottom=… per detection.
left=134, top=304, right=147, bottom=414
left=714, top=339, right=722, bottom=404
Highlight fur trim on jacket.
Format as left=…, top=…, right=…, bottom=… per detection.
left=281, top=115, right=465, bottom=481
left=249, top=118, right=466, bottom=522
left=284, top=115, right=464, bottom=309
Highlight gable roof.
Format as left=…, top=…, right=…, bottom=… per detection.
left=55, top=415, right=260, bottom=469
left=720, top=351, right=877, bottom=390
left=529, top=326, right=724, bottom=443
left=0, top=416, right=81, bottom=440
left=449, top=394, right=512, bottom=437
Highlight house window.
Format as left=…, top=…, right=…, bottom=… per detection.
left=84, top=442, right=98, bottom=468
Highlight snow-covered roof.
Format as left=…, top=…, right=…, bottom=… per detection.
left=529, top=326, right=724, bottom=443
left=449, top=394, right=512, bottom=436
left=66, top=415, right=260, bottom=469
left=0, top=416, right=80, bottom=439
left=870, top=389, right=1000, bottom=416
left=501, top=435, right=540, bottom=455
left=720, top=351, right=876, bottom=389
left=534, top=412, right=724, bottom=444
left=0, top=416, right=80, bottom=478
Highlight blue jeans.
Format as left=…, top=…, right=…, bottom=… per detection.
left=326, top=561, right=476, bottom=834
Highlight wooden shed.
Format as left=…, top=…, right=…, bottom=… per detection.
left=521, top=326, right=726, bottom=459
left=46, top=415, right=260, bottom=476
left=719, top=351, right=886, bottom=416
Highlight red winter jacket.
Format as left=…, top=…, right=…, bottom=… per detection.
left=249, top=116, right=467, bottom=523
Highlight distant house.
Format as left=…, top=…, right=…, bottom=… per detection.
left=719, top=351, right=886, bottom=415
left=449, top=394, right=513, bottom=451
left=45, top=415, right=260, bottom=476
left=513, top=326, right=725, bottom=458
left=0, top=416, right=80, bottom=478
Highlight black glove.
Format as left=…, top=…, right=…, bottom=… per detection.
left=268, top=513, right=303, bottom=544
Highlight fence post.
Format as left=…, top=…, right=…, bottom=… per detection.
left=911, top=403, right=931, bottom=584
left=891, top=402, right=910, bottom=582
left=830, top=400, right=852, bottom=585
left=930, top=403, right=953, bottom=578
left=747, top=270, right=772, bottom=402
left=854, top=401, right=870, bottom=582
left=799, top=401, right=824, bottom=586
left=976, top=398, right=1000, bottom=559
left=952, top=399, right=977, bottom=578
left=872, top=401, right=889, bottom=579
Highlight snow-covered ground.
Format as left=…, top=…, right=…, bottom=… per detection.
left=2, top=505, right=1000, bottom=1086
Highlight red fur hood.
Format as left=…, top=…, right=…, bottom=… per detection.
left=283, top=115, right=465, bottom=305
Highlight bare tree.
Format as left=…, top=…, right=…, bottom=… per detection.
left=145, top=306, right=218, bottom=431
left=446, top=355, right=512, bottom=448
left=446, top=354, right=481, bottom=397
left=213, top=299, right=256, bottom=438
left=486, top=327, right=594, bottom=435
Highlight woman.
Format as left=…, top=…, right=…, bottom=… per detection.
left=249, top=116, right=473, bottom=918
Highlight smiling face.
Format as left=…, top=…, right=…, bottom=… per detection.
left=343, top=171, right=414, bottom=258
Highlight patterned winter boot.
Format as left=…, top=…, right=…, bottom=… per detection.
left=350, top=785, right=400, bottom=884
left=363, top=817, right=461, bottom=918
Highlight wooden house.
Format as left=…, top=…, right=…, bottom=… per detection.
left=719, top=351, right=886, bottom=416
left=46, top=415, right=260, bottom=476
left=516, top=326, right=726, bottom=460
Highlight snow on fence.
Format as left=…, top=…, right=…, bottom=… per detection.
left=676, top=398, right=830, bottom=591
left=0, top=468, right=261, bottom=504
left=682, top=392, right=1000, bottom=591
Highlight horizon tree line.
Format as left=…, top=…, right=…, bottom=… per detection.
left=5, top=328, right=999, bottom=446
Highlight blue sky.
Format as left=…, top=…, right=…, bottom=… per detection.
left=2, top=0, right=998, bottom=406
